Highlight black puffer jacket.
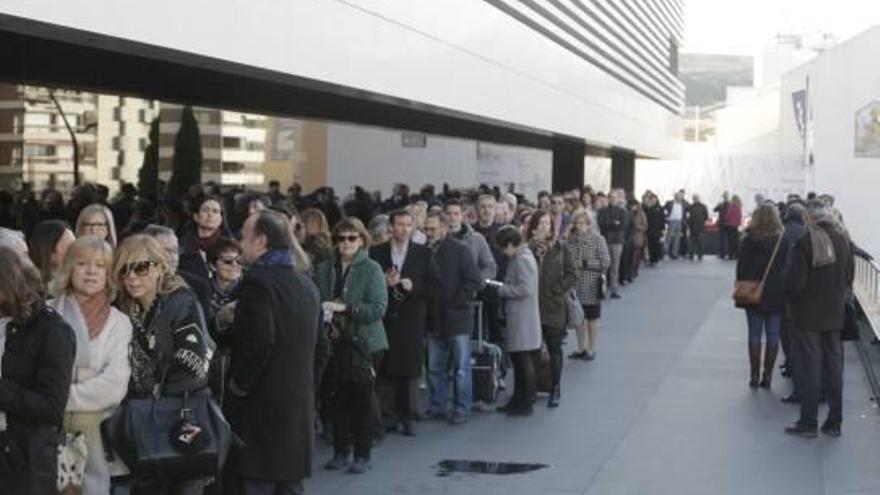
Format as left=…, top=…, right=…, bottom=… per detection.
left=126, top=287, right=214, bottom=398
left=0, top=306, right=76, bottom=495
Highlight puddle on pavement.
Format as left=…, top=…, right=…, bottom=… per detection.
left=435, top=459, right=549, bottom=477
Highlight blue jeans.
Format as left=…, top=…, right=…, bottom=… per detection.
left=428, top=334, right=472, bottom=416
left=666, top=220, right=683, bottom=257
left=746, top=310, right=782, bottom=346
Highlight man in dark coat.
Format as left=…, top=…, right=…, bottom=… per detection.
left=423, top=211, right=481, bottom=425
left=687, top=194, right=709, bottom=260
left=370, top=210, right=433, bottom=436
left=225, top=210, right=323, bottom=494
left=785, top=200, right=854, bottom=438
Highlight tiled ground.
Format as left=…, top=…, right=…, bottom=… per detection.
left=306, top=258, right=880, bottom=495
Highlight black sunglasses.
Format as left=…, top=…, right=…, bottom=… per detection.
left=336, top=234, right=360, bottom=244
left=119, top=260, right=156, bottom=278
left=218, top=256, right=242, bottom=266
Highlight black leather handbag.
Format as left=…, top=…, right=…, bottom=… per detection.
left=101, top=387, right=234, bottom=481
left=841, top=295, right=860, bottom=342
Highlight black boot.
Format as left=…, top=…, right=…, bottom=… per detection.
left=748, top=345, right=761, bottom=388
left=548, top=385, right=560, bottom=408
left=760, top=345, right=778, bottom=389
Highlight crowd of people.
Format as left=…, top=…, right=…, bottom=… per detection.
left=733, top=192, right=856, bottom=438
left=0, top=177, right=860, bottom=494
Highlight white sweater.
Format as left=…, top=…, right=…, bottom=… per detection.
left=49, top=296, right=133, bottom=412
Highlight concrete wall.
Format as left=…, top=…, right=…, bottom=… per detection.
left=780, top=26, right=880, bottom=257
left=325, top=123, right=551, bottom=199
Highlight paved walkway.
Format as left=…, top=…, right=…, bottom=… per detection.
left=306, top=258, right=880, bottom=495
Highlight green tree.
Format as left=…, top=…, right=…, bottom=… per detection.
left=137, top=117, right=160, bottom=200
left=167, top=105, right=202, bottom=197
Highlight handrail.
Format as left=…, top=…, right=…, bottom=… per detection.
left=853, top=253, right=880, bottom=341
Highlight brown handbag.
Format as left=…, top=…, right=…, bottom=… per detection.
left=733, top=234, right=783, bottom=306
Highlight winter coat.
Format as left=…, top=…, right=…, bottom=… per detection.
left=370, top=241, right=433, bottom=377
left=498, top=246, right=542, bottom=352
left=452, top=224, right=497, bottom=282
left=313, top=249, right=389, bottom=360
left=224, top=262, right=321, bottom=481
left=125, top=287, right=213, bottom=399
left=788, top=222, right=854, bottom=332
left=631, top=207, right=648, bottom=248
left=688, top=202, right=709, bottom=232
left=0, top=306, right=76, bottom=495
left=645, top=204, right=666, bottom=239
left=49, top=296, right=132, bottom=494
left=735, top=233, right=789, bottom=313
left=568, top=231, right=611, bottom=306
left=533, top=241, right=578, bottom=333
left=426, top=237, right=482, bottom=338
left=597, top=205, right=627, bottom=245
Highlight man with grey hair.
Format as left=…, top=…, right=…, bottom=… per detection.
left=502, top=192, right=518, bottom=223
left=785, top=199, right=854, bottom=438
left=368, top=214, right=391, bottom=246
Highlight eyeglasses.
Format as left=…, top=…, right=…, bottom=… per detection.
left=336, top=234, right=360, bottom=244
left=83, top=222, right=108, bottom=229
left=218, top=256, right=242, bottom=266
left=119, top=260, right=156, bottom=278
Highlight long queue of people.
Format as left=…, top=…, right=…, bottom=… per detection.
left=0, top=179, right=737, bottom=494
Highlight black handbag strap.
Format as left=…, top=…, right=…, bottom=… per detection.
left=759, top=234, right=784, bottom=286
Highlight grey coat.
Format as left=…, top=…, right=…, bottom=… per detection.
left=497, top=246, right=542, bottom=352
left=452, top=224, right=497, bottom=282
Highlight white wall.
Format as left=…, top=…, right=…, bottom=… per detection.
left=780, top=26, right=880, bottom=257
left=325, top=123, right=551, bottom=199
left=3, top=0, right=681, bottom=159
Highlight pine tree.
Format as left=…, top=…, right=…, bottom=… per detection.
left=137, top=117, right=160, bottom=200
left=168, top=105, right=203, bottom=197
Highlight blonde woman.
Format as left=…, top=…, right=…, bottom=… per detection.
left=76, top=203, right=118, bottom=247
left=49, top=236, right=132, bottom=494
left=112, top=234, right=212, bottom=493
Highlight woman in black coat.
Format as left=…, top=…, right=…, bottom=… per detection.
left=0, top=246, right=76, bottom=495
left=643, top=194, right=666, bottom=265
left=735, top=204, right=788, bottom=389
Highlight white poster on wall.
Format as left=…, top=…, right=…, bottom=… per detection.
left=855, top=101, right=880, bottom=158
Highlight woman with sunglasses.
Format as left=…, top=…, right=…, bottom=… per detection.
left=207, top=238, right=244, bottom=334
left=112, top=234, right=213, bottom=494
left=75, top=203, right=118, bottom=247
left=313, top=218, right=387, bottom=475
left=48, top=236, right=132, bottom=494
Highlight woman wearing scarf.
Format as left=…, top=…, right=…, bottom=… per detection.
left=48, top=236, right=133, bottom=494
left=179, top=195, right=232, bottom=287
left=112, top=234, right=213, bottom=493
left=526, top=210, right=577, bottom=408
left=314, top=217, right=387, bottom=474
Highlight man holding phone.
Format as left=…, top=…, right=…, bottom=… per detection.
left=369, top=210, right=433, bottom=436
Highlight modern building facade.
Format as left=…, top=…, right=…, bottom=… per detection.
left=0, top=0, right=687, bottom=194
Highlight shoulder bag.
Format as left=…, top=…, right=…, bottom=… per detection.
left=733, top=235, right=783, bottom=306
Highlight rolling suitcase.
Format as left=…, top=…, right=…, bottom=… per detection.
left=470, top=302, right=503, bottom=404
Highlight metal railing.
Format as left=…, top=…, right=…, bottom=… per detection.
left=853, top=255, right=880, bottom=341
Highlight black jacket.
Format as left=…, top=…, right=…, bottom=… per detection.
left=0, top=306, right=75, bottom=495
left=688, top=202, right=709, bottom=231
left=370, top=241, right=434, bottom=377
left=598, top=205, right=627, bottom=245
left=224, top=263, right=321, bottom=481
left=736, top=233, right=789, bottom=313
left=788, top=223, right=855, bottom=332
left=428, top=237, right=481, bottom=338
left=645, top=204, right=666, bottom=238
left=127, top=287, right=213, bottom=399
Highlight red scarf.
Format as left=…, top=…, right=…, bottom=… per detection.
left=78, top=292, right=111, bottom=340
left=195, top=228, right=222, bottom=254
